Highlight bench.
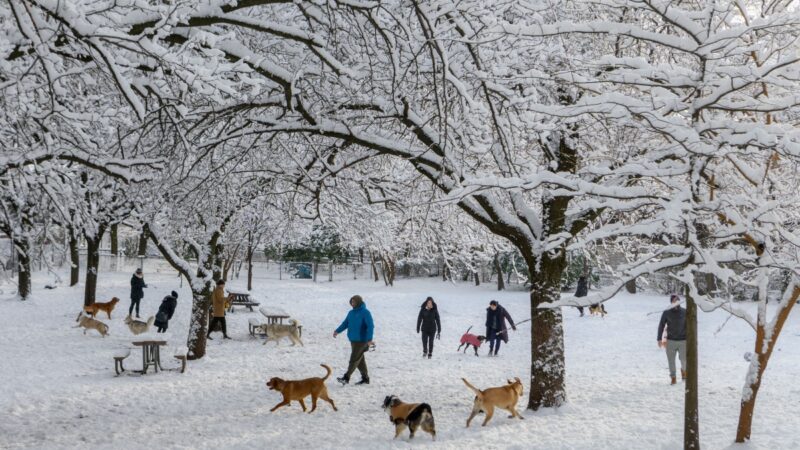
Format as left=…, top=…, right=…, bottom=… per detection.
left=227, top=292, right=260, bottom=313
left=174, top=346, right=188, bottom=374
left=113, top=348, right=131, bottom=376
left=249, top=318, right=266, bottom=337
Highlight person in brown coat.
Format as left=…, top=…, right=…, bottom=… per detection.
left=207, top=279, right=231, bottom=339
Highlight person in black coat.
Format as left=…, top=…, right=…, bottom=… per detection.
left=575, top=276, right=588, bottom=316
left=417, top=297, right=442, bottom=359
left=485, top=300, right=515, bottom=356
left=154, top=291, right=178, bottom=333
left=129, top=268, right=147, bottom=318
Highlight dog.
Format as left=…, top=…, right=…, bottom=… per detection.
left=261, top=319, right=303, bottom=346
left=124, top=315, right=155, bottom=335
left=74, top=312, right=109, bottom=337
left=462, top=377, right=524, bottom=427
left=458, top=327, right=486, bottom=356
left=266, top=364, right=337, bottom=413
left=83, top=297, right=120, bottom=319
left=382, top=395, right=436, bottom=441
left=589, top=303, right=607, bottom=317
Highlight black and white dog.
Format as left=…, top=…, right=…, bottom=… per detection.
left=381, top=395, right=436, bottom=440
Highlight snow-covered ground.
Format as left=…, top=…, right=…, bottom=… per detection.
left=1, top=270, right=799, bottom=449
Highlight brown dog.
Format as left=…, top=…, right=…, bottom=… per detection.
left=83, top=297, right=120, bottom=319
left=266, top=364, right=338, bottom=413
left=462, top=377, right=524, bottom=427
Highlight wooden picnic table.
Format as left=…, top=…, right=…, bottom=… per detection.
left=259, top=307, right=290, bottom=324
left=132, top=340, right=167, bottom=374
left=226, top=290, right=260, bottom=313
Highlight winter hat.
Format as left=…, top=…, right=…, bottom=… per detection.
left=669, top=294, right=680, bottom=303
left=489, top=300, right=498, bottom=306
left=171, top=290, right=179, bottom=299
left=135, top=268, right=143, bottom=274
left=350, top=295, right=363, bottom=308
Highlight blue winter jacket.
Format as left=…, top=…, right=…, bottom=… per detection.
left=335, top=302, right=374, bottom=342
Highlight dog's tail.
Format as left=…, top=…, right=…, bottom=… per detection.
left=462, top=378, right=483, bottom=399
left=289, top=318, right=300, bottom=327
left=146, top=316, right=155, bottom=327
left=320, top=364, right=332, bottom=381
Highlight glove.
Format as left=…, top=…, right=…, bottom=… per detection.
left=417, top=329, right=420, bottom=334
left=436, top=333, right=440, bottom=340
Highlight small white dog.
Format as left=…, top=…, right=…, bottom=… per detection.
left=74, top=312, right=109, bottom=337
left=261, top=319, right=303, bottom=346
left=124, top=315, right=155, bottom=335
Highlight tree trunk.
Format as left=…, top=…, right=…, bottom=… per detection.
left=735, top=285, right=800, bottom=442
left=495, top=253, right=505, bottom=291
left=84, top=233, right=103, bottom=307
left=370, top=251, right=379, bottom=282
left=684, top=287, right=700, bottom=450
left=110, top=224, right=119, bottom=255
left=137, top=228, right=148, bottom=257
left=328, top=260, right=333, bottom=282
left=16, top=239, right=32, bottom=300
left=187, top=284, right=212, bottom=360
left=527, top=252, right=567, bottom=410
left=69, top=232, right=80, bottom=286
left=313, top=260, right=319, bottom=282
left=247, top=244, right=254, bottom=291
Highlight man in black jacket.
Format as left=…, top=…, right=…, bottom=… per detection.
left=417, top=297, right=441, bottom=359
left=657, top=294, right=687, bottom=384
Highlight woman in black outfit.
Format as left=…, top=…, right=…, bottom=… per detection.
left=154, top=291, right=178, bottom=333
left=416, top=297, right=441, bottom=359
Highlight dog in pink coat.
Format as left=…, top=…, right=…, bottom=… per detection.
left=458, top=327, right=486, bottom=356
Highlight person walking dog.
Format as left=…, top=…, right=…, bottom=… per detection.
left=485, top=300, right=515, bottom=356
left=334, top=295, right=374, bottom=385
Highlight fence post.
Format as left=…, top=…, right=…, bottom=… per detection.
left=329, top=260, right=333, bottom=282
left=279, top=260, right=282, bottom=280
left=353, top=264, right=357, bottom=280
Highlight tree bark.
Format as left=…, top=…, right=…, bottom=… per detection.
left=370, top=250, right=379, bottom=282
left=110, top=223, right=119, bottom=255
left=84, top=230, right=105, bottom=307
left=527, top=251, right=567, bottom=410
left=137, top=228, right=148, bottom=257
left=15, top=239, right=32, bottom=300
left=684, top=287, right=700, bottom=450
left=187, top=284, right=212, bottom=360
left=495, top=253, right=505, bottom=291
left=69, top=232, right=80, bottom=286
left=247, top=243, right=254, bottom=291
left=735, top=285, right=800, bottom=442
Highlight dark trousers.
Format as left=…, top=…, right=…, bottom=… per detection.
left=129, top=298, right=141, bottom=316
left=421, top=331, right=435, bottom=355
left=157, top=326, right=167, bottom=333
left=208, top=317, right=228, bottom=336
left=487, top=329, right=502, bottom=355
left=345, top=341, right=369, bottom=380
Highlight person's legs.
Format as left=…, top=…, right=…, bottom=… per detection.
left=487, top=329, right=497, bottom=354
left=207, top=317, right=220, bottom=337
left=666, top=340, right=679, bottom=378
left=493, top=336, right=502, bottom=355
left=129, top=298, right=139, bottom=316
left=677, top=340, right=687, bottom=377
left=427, top=332, right=434, bottom=356
left=222, top=317, right=230, bottom=338
left=345, top=341, right=369, bottom=379
left=421, top=332, right=429, bottom=356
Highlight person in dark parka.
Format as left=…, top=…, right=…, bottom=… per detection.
left=417, top=297, right=441, bottom=359
left=575, top=276, right=588, bottom=317
left=485, top=300, right=516, bottom=356
left=657, top=294, right=687, bottom=384
left=129, top=268, right=147, bottom=318
left=154, top=291, right=178, bottom=333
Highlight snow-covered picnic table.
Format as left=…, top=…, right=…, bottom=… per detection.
left=226, top=289, right=260, bottom=313
left=259, top=306, right=289, bottom=324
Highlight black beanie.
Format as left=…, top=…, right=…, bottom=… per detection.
left=171, top=290, right=178, bottom=299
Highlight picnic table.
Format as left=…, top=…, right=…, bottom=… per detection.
left=259, top=307, right=290, bottom=324
left=132, top=339, right=167, bottom=374
left=227, top=290, right=260, bottom=313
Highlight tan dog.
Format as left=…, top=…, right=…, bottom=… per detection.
left=83, top=297, right=120, bottom=319
left=589, top=303, right=607, bottom=317
left=462, top=377, right=524, bottom=427
left=74, top=312, right=109, bottom=337
left=124, top=315, right=154, bottom=335
left=382, top=395, right=436, bottom=440
left=261, top=319, right=303, bottom=346
left=266, top=364, right=337, bottom=413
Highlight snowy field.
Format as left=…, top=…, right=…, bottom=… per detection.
left=1, top=271, right=799, bottom=450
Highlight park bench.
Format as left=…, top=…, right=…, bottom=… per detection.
left=113, top=348, right=131, bottom=376
left=174, top=346, right=188, bottom=374
left=227, top=291, right=260, bottom=313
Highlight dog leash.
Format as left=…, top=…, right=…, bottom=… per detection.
left=496, top=318, right=532, bottom=335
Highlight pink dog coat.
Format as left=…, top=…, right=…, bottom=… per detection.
left=460, top=332, right=482, bottom=347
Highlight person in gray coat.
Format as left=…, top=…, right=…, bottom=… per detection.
left=657, top=294, right=687, bottom=384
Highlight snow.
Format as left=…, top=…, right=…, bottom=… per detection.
left=2, top=271, right=800, bottom=449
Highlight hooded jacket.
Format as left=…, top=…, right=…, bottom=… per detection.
left=335, top=298, right=374, bottom=342
left=130, top=274, right=146, bottom=300
left=417, top=299, right=441, bottom=334
left=485, top=303, right=515, bottom=343
left=154, top=294, right=177, bottom=328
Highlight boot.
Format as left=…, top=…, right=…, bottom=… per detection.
left=355, top=377, right=370, bottom=385
left=681, top=369, right=687, bottom=380
left=423, top=352, right=427, bottom=358
left=428, top=354, right=432, bottom=359
left=337, top=375, right=349, bottom=385
left=671, top=376, right=677, bottom=385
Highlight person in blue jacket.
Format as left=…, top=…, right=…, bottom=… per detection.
left=333, top=295, right=374, bottom=385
